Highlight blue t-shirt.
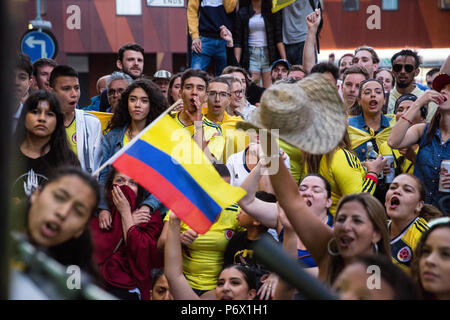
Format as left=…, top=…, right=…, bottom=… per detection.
left=279, top=213, right=333, bottom=268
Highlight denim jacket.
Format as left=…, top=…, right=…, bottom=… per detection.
left=414, top=124, right=450, bottom=207
left=98, top=126, right=165, bottom=213
left=348, top=113, right=394, bottom=162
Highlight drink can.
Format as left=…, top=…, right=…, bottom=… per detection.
left=384, top=155, right=395, bottom=183
left=439, top=160, right=450, bottom=193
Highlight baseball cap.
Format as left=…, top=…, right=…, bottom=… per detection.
left=432, top=73, right=450, bottom=92
left=271, top=59, right=291, bottom=71
left=153, top=70, right=172, bottom=80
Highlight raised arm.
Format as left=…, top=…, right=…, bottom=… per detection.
left=273, top=206, right=297, bottom=300
left=164, top=213, right=200, bottom=300
left=440, top=54, right=450, bottom=74
left=238, top=160, right=278, bottom=228
left=388, top=90, right=444, bottom=149
left=302, top=9, right=321, bottom=74
left=263, top=137, right=333, bottom=267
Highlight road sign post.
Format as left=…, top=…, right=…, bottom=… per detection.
left=21, top=29, right=57, bottom=62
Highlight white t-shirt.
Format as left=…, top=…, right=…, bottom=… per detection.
left=248, top=14, right=267, bottom=47
left=226, top=148, right=291, bottom=186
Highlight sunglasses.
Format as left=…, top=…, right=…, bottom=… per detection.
left=392, top=64, right=415, bottom=73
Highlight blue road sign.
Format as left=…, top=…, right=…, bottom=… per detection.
left=21, top=30, right=57, bottom=63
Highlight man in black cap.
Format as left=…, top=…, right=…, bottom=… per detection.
left=270, top=59, right=290, bottom=85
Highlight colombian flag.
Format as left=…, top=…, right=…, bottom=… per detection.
left=103, top=113, right=246, bottom=234
left=272, top=0, right=295, bottom=13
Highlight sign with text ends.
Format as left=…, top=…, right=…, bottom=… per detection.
left=147, top=0, right=184, bottom=7
left=21, top=30, right=58, bottom=63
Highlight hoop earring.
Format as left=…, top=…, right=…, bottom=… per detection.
left=373, top=242, right=379, bottom=254
left=327, top=238, right=340, bottom=256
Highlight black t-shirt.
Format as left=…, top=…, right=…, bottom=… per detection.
left=246, top=83, right=265, bottom=106
left=12, top=149, right=59, bottom=200
left=223, top=231, right=270, bottom=277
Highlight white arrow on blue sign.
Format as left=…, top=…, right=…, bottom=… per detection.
left=21, top=30, right=57, bottom=63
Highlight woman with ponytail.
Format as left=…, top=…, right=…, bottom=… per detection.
left=385, top=173, right=442, bottom=274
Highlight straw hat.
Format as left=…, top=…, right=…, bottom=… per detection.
left=236, top=73, right=347, bottom=155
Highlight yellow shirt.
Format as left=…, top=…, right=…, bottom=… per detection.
left=65, top=117, right=77, bottom=155
left=378, top=141, right=416, bottom=174
left=279, top=139, right=303, bottom=184
left=164, top=204, right=244, bottom=290
left=171, top=111, right=225, bottom=161
left=202, top=107, right=249, bottom=163
left=307, top=148, right=377, bottom=215
left=389, top=217, right=428, bottom=274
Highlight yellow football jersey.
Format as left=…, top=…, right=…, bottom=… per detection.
left=65, top=117, right=77, bottom=155
left=164, top=203, right=244, bottom=290
left=389, top=217, right=429, bottom=274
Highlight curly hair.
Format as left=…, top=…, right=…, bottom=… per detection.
left=106, top=79, right=168, bottom=131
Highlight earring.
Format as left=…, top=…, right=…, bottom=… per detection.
left=373, top=242, right=379, bottom=254
left=327, top=238, right=340, bottom=256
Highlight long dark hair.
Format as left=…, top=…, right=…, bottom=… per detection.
left=424, top=110, right=441, bottom=147
left=240, top=0, right=273, bottom=19
left=220, top=264, right=258, bottom=291
left=411, top=220, right=450, bottom=300
left=106, top=79, right=168, bottom=131
left=167, top=72, right=183, bottom=105
left=29, top=167, right=101, bottom=275
left=15, top=90, right=79, bottom=166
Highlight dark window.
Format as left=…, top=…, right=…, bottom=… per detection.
left=343, top=0, right=359, bottom=11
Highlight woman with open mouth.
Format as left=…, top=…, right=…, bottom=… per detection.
left=14, top=167, right=101, bottom=274
left=385, top=173, right=442, bottom=274
left=348, top=79, right=396, bottom=204
left=265, top=153, right=391, bottom=287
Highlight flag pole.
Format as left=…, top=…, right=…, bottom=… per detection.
left=92, top=99, right=182, bottom=177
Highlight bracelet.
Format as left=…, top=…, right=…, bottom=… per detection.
left=400, top=116, right=413, bottom=126
left=367, top=171, right=379, bottom=177
left=365, top=174, right=378, bottom=185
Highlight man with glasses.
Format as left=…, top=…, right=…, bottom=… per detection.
left=106, top=72, right=133, bottom=113
left=387, top=49, right=437, bottom=121
left=171, top=68, right=225, bottom=162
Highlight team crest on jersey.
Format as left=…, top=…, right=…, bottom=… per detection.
left=225, top=229, right=234, bottom=240
left=397, top=246, right=412, bottom=262
left=72, top=133, right=77, bottom=144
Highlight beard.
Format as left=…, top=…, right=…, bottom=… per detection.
left=396, top=80, right=412, bottom=89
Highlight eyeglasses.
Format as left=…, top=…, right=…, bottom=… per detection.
left=392, top=64, right=415, bottom=73
left=107, top=88, right=126, bottom=96
left=232, top=89, right=244, bottom=96
left=208, top=91, right=231, bottom=99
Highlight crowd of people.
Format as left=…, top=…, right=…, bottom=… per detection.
left=9, top=0, right=450, bottom=301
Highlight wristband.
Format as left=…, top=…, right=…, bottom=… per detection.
left=400, top=116, right=413, bottom=126
left=365, top=174, right=378, bottom=185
